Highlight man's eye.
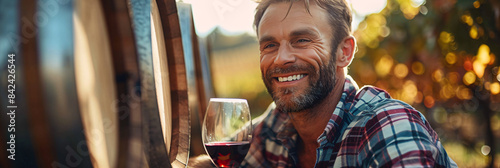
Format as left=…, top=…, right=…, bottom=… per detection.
left=296, top=39, right=311, bottom=43
left=264, top=43, right=276, bottom=49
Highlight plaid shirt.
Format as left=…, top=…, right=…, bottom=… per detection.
left=241, top=76, right=457, bottom=167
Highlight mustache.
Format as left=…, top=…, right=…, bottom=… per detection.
left=265, top=64, right=315, bottom=78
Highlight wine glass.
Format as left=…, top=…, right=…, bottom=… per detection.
left=202, top=98, right=252, bottom=168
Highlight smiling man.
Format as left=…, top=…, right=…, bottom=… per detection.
left=239, top=0, right=458, bottom=167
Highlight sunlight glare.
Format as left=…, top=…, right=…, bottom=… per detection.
left=186, top=0, right=390, bottom=36
left=183, top=0, right=257, bottom=36
left=351, top=0, right=387, bottom=16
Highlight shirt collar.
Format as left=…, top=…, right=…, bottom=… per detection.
left=276, top=110, right=298, bottom=151
left=317, top=76, right=359, bottom=145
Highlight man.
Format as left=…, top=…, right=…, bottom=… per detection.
left=239, top=0, right=458, bottom=167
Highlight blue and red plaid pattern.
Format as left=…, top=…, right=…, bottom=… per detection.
left=241, top=76, right=457, bottom=167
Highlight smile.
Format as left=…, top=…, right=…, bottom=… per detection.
left=277, top=74, right=305, bottom=82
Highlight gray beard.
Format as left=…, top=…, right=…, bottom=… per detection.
left=263, top=61, right=336, bottom=113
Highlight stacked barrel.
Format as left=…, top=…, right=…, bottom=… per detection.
left=0, top=0, right=212, bottom=167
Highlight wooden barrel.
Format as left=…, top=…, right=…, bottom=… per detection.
left=0, top=0, right=213, bottom=167
left=76, top=0, right=192, bottom=167
left=153, top=0, right=192, bottom=167
left=74, top=0, right=120, bottom=167
left=0, top=0, right=92, bottom=167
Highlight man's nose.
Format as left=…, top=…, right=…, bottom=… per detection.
left=273, top=44, right=296, bottom=66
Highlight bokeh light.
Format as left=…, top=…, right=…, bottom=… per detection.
left=456, top=86, right=472, bottom=100
left=477, top=44, right=491, bottom=64
left=433, top=107, right=448, bottom=124
left=375, top=55, right=393, bottom=77
left=440, top=84, right=454, bottom=100
left=433, top=69, right=444, bottom=82
left=481, top=145, right=491, bottom=156
left=401, top=80, right=418, bottom=104
left=462, top=14, right=474, bottom=26
left=394, top=64, right=409, bottom=78
left=424, top=96, right=435, bottom=108
left=445, top=52, right=457, bottom=65
left=473, top=60, right=485, bottom=78
left=411, top=61, right=425, bottom=75
left=464, top=59, right=473, bottom=71
left=470, top=25, right=479, bottom=39
left=473, top=1, right=481, bottom=8
left=473, top=44, right=491, bottom=78
left=463, top=71, right=476, bottom=85
left=399, top=0, right=421, bottom=20
left=439, top=31, right=454, bottom=44
left=490, top=82, right=500, bottom=95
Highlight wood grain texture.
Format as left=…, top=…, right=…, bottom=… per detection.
left=0, top=1, right=40, bottom=167
left=151, top=0, right=173, bottom=158
left=129, top=0, right=171, bottom=167
left=74, top=0, right=118, bottom=167
left=100, top=0, right=144, bottom=167
left=156, top=0, right=191, bottom=167
left=19, top=0, right=55, bottom=167
left=17, top=0, right=92, bottom=167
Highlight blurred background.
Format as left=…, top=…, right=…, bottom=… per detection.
left=185, top=0, right=500, bottom=167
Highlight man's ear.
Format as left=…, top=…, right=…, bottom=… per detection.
left=336, top=36, right=356, bottom=68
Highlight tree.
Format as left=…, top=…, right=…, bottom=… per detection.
left=352, top=0, right=500, bottom=167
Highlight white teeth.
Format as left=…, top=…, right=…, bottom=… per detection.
left=278, top=74, right=304, bottom=82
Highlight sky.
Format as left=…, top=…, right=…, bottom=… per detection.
left=181, top=0, right=395, bottom=37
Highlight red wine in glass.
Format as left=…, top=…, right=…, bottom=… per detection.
left=205, top=141, right=250, bottom=167
left=203, top=98, right=252, bottom=167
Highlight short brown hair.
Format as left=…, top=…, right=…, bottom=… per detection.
left=254, top=0, right=352, bottom=51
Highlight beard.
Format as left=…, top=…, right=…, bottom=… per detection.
left=263, top=59, right=336, bottom=113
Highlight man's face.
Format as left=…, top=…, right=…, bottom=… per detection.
left=258, top=2, right=337, bottom=113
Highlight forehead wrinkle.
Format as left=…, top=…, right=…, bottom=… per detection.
left=258, top=1, right=332, bottom=43
left=290, top=28, right=320, bottom=39
left=259, top=14, right=319, bottom=41
left=259, top=35, right=276, bottom=44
